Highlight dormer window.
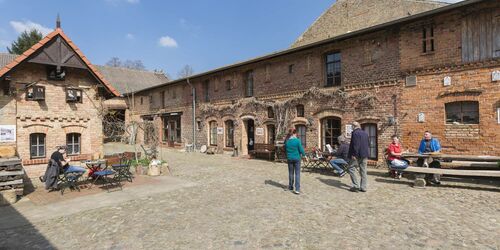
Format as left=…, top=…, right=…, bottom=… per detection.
left=47, top=66, right=66, bottom=81
left=26, top=85, right=45, bottom=101
left=66, top=88, right=82, bottom=103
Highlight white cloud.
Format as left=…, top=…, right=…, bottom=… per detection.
left=9, top=20, right=52, bottom=36
left=126, top=33, right=135, bottom=40
left=158, top=36, right=178, bottom=48
left=126, top=0, right=139, bottom=3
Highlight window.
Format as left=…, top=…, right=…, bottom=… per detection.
left=226, top=80, right=232, bottom=91
left=47, top=66, right=66, bottom=81
left=267, top=107, right=274, bottom=118
left=296, top=125, right=306, bottom=147
left=445, top=101, right=479, bottom=124
left=288, top=64, right=294, bottom=74
left=326, top=52, right=341, bottom=87
left=26, top=85, right=45, bottom=101
left=422, top=25, right=435, bottom=53
left=162, top=117, right=168, bottom=142
left=66, top=89, right=82, bottom=103
left=267, top=124, right=276, bottom=145
left=225, top=120, right=234, bottom=147
left=203, top=80, right=210, bottom=102
left=172, top=88, right=176, bottom=99
left=245, top=70, right=254, bottom=97
left=209, top=121, right=217, bottom=146
left=362, top=123, right=378, bottom=160
left=196, top=120, right=202, bottom=131
left=30, top=133, right=46, bottom=158
left=140, top=97, right=143, bottom=105
left=163, top=116, right=181, bottom=143
left=321, top=117, right=341, bottom=150
left=2, top=80, right=10, bottom=96
left=296, top=104, right=304, bottom=117
left=66, top=133, right=81, bottom=155
left=160, top=91, right=165, bottom=108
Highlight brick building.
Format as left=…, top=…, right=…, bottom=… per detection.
left=128, top=0, right=499, bottom=165
left=0, top=24, right=167, bottom=177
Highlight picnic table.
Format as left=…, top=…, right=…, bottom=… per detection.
left=82, top=159, right=107, bottom=179
left=399, top=153, right=500, bottom=187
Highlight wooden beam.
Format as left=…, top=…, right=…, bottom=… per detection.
left=0, top=179, right=23, bottom=187
left=0, top=170, right=24, bottom=177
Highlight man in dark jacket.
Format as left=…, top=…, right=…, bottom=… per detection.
left=347, top=122, right=370, bottom=192
left=329, top=135, right=349, bottom=177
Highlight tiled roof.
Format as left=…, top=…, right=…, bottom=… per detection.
left=0, top=28, right=120, bottom=96
left=95, top=66, right=169, bottom=95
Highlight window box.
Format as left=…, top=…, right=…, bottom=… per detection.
left=26, top=86, right=45, bottom=101
left=66, top=88, right=82, bottom=103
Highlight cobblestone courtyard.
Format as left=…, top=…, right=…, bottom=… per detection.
left=1, top=149, right=500, bottom=249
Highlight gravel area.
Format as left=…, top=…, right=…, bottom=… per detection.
left=1, top=149, right=499, bottom=249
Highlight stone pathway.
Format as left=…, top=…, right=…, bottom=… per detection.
left=1, top=149, right=499, bottom=249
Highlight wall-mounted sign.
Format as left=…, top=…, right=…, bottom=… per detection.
left=492, top=71, right=500, bottom=82
left=256, top=127, right=264, bottom=136
left=443, top=76, right=451, bottom=86
left=0, top=125, right=16, bottom=142
left=345, top=124, right=353, bottom=138
left=217, top=127, right=224, bottom=135
left=417, top=112, right=425, bottom=123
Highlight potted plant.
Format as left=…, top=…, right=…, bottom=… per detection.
left=130, top=158, right=151, bottom=175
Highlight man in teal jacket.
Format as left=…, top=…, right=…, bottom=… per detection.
left=285, top=128, right=306, bottom=194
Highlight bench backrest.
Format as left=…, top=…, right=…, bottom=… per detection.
left=254, top=143, right=275, bottom=151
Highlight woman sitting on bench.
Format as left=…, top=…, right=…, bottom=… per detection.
left=387, top=135, right=409, bottom=179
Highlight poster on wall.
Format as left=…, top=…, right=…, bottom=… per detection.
left=345, top=124, right=353, bottom=138
left=0, top=125, right=16, bottom=142
left=256, top=128, right=264, bottom=136
left=217, top=127, right=224, bottom=135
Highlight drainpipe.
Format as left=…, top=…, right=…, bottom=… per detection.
left=186, top=78, right=196, bottom=150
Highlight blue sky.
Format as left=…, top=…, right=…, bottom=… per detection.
left=0, top=0, right=462, bottom=78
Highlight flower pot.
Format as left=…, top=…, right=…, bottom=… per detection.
left=148, top=165, right=160, bottom=176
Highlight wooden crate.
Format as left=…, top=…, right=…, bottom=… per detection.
left=0, top=158, right=24, bottom=193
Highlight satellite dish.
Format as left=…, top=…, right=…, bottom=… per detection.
left=200, top=145, right=207, bottom=153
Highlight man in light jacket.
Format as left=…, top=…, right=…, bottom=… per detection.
left=347, top=122, right=370, bottom=192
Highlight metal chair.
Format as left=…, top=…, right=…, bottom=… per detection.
left=59, top=170, right=84, bottom=195
left=112, top=158, right=133, bottom=183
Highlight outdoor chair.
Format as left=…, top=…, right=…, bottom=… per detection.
left=58, top=170, right=84, bottom=195
left=89, top=168, right=122, bottom=192
left=112, top=158, right=133, bottom=183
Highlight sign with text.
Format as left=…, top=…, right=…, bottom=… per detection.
left=0, top=125, right=16, bottom=142
left=256, top=128, right=264, bottom=136
left=217, top=127, right=224, bottom=135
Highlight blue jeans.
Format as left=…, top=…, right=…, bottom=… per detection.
left=65, top=165, right=86, bottom=173
left=287, top=159, right=301, bottom=192
left=330, top=158, right=347, bottom=173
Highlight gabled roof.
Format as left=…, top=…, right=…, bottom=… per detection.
left=0, top=28, right=120, bottom=96
left=95, top=65, right=169, bottom=95
left=0, top=53, right=17, bottom=69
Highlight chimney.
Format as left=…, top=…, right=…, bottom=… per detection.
left=56, top=14, right=61, bottom=29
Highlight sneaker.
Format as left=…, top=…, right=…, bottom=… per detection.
left=349, top=187, right=359, bottom=193
left=339, top=171, right=347, bottom=178
left=360, top=189, right=367, bottom=192
left=293, top=190, right=300, bottom=195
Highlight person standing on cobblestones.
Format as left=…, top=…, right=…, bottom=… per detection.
left=285, top=128, right=306, bottom=195
left=347, top=122, right=370, bottom=192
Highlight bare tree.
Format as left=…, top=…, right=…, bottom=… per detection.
left=177, top=64, right=194, bottom=79
left=105, top=57, right=122, bottom=67
left=123, top=60, right=145, bottom=70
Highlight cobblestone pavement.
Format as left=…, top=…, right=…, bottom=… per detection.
left=1, top=149, right=500, bottom=249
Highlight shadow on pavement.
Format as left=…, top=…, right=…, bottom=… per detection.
left=0, top=204, right=54, bottom=249
left=264, top=180, right=288, bottom=190
left=316, top=177, right=351, bottom=190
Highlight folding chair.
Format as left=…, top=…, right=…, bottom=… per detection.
left=112, top=158, right=133, bottom=183
left=59, top=170, right=84, bottom=195
left=88, top=166, right=122, bottom=192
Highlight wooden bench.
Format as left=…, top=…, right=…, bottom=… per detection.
left=396, top=153, right=500, bottom=188
left=250, top=143, right=275, bottom=161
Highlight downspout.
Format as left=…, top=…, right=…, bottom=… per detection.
left=186, top=78, right=196, bottom=150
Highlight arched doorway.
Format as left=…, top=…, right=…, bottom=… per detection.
left=240, top=116, right=255, bottom=155
left=320, top=117, right=341, bottom=150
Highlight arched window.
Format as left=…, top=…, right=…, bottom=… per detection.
left=267, top=124, right=276, bottom=145
left=296, top=104, right=304, bottom=117
left=361, top=123, right=378, bottom=160
left=321, top=117, right=341, bottom=150
left=209, top=121, right=217, bottom=146
left=66, top=133, right=81, bottom=155
left=30, top=133, right=46, bottom=158
left=225, top=120, right=234, bottom=147
left=267, top=107, right=274, bottom=118
left=295, top=125, right=306, bottom=147
left=245, top=70, right=254, bottom=97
